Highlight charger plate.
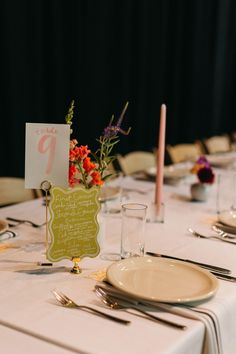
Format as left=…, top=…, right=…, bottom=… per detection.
left=145, top=166, right=190, bottom=184
left=207, top=155, right=235, bottom=168
left=107, top=256, right=218, bottom=304
left=218, top=210, right=236, bottom=228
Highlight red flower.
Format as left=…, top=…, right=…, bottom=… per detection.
left=69, top=143, right=91, bottom=163
left=69, top=149, right=77, bottom=162
left=69, top=164, right=79, bottom=186
left=197, top=167, right=215, bottom=184
left=83, top=157, right=96, bottom=172
left=75, top=145, right=90, bottom=160
left=90, top=171, right=104, bottom=186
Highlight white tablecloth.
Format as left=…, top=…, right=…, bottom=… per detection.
left=0, top=171, right=236, bottom=354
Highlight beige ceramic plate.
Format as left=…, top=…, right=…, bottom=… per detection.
left=219, top=210, right=236, bottom=228
left=207, top=155, right=235, bottom=168
left=107, top=256, right=218, bottom=304
left=0, top=220, right=9, bottom=235
left=98, top=186, right=120, bottom=202
left=145, top=166, right=190, bottom=180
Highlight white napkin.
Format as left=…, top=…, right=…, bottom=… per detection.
left=138, top=301, right=220, bottom=354
left=98, top=283, right=220, bottom=354
left=189, top=305, right=222, bottom=354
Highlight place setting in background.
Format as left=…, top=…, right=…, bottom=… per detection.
left=98, top=172, right=127, bottom=215
left=207, top=153, right=236, bottom=169
left=0, top=219, right=16, bottom=240
left=186, top=167, right=236, bottom=248
left=0, top=219, right=17, bottom=252
left=98, top=185, right=121, bottom=203
left=188, top=227, right=236, bottom=247
left=145, top=165, right=191, bottom=185
left=114, top=175, right=155, bottom=195
left=216, top=171, right=236, bottom=229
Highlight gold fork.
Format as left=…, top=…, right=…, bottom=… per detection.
left=52, top=289, right=130, bottom=325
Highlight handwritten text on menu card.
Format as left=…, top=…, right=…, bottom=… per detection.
left=25, top=123, right=70, bottom=189
left=47, top=186, right=100, bottom=262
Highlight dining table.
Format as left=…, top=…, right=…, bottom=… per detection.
left=1, top=157, right=236, bottom=354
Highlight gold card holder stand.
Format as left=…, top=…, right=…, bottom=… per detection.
left=38, top=180, right=53, bottom=267
left=71, top=257, right=81, bottom=274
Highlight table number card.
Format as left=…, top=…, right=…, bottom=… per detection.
left=25, top=123, right=70, bottom=189
left=47, top=186, right=100, bottom=262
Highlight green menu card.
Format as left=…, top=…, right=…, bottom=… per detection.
left=47, top=186, right=101, bottom=262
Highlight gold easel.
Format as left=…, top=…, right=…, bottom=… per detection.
left=38, top=180, right=53, bottom=266
left=71, top=257, right=81, bottom=274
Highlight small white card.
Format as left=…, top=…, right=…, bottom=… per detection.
left=25, top=123, right=70, bottom=189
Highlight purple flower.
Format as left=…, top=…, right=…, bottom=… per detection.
left=103, top=125, right=131, bottom=138
left=103, top=102, right=131, bottom=138
left=196, top=156, right=210, bottom=168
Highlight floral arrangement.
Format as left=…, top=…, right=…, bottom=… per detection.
left=191, top=156, right=215, bottom=184
left=66, top=101, right=131, bottom=189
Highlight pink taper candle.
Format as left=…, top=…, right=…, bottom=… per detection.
left=155, top=104, right=166, bottom=214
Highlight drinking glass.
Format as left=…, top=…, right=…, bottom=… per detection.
left=216, top=172, right=236, bottom=219
left=99, top=172, right=125, bottom=261
left=121, top=203, right=148, bottom=259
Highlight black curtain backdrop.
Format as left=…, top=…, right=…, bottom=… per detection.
left=1, top=0, right=236, bottom=177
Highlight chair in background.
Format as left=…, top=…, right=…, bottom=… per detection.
left=166, top=143, right=204, bottom=164
left=116, top=151, right=156, bottom=175
left=0, top=177, right=42, bottom=207
left=203, top=135, right=231, bottom=154
left=231, top=131, right=236, bottom=143
left=230, top=132, right=236, bottom=151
